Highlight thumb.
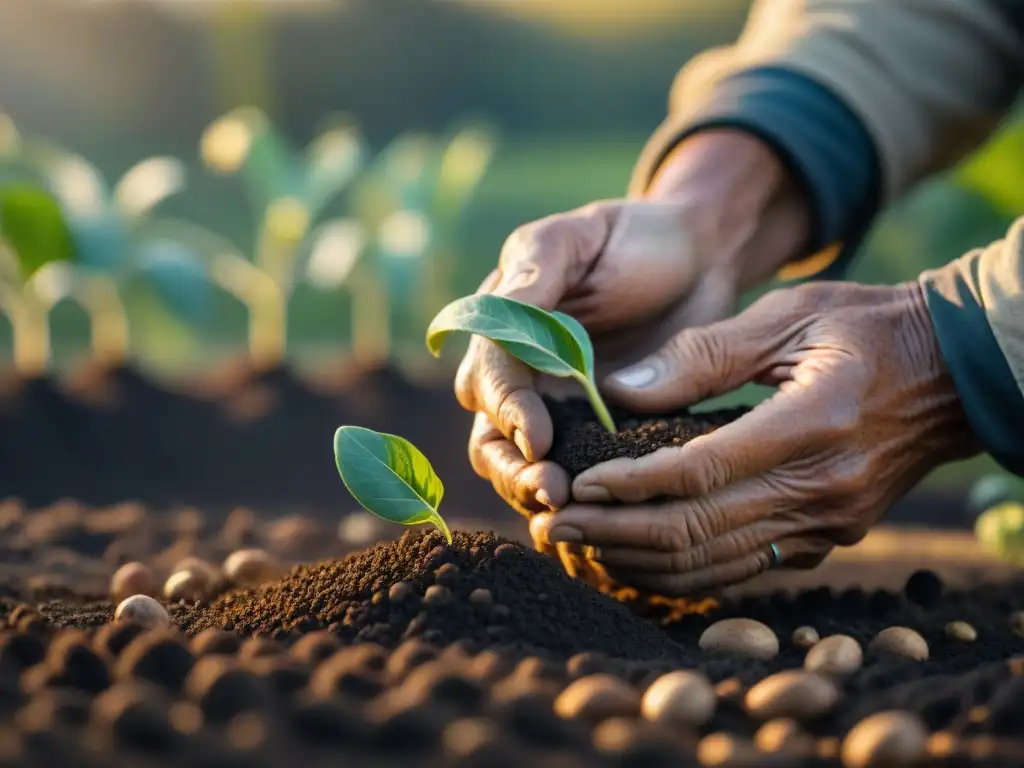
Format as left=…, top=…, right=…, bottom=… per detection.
left=492, top=201, right=618, bottom=309
left=602, top=302, right=789, bottom=412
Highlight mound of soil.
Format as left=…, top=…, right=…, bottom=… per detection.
left=181, top=530, right=686, bottom=661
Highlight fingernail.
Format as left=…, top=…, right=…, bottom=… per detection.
left=609, top=363, right=658, bottom=389
left=535, top=489, right=553, bottom=508
left=574, top=485, right=612, bottom=503
left=548, top=525, right=583, bottom=543
left=513, top=429, right=533, bottom=461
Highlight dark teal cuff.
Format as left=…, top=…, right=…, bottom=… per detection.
left=922, top=253, right=1024, bottom=475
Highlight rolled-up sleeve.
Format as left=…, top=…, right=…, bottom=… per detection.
left=631, top=0, right=1024, bottom=278
left=922, top=219, right=1024, bottom=475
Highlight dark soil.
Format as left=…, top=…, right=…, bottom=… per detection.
left=0, top=525, right=1021, bottom=765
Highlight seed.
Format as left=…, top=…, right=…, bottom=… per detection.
left=110, top=562, right=156, bottom=604
left=423, top=585, right=452, bottom=607
left=554, top=674, right=640, bottom=721
left=1010, top=611, right=1024, bottom=637
left=841, top=710, right=927, bottom=767
left=791, top=626, right=820, bottom=649
left=163, top=570, right=209, bottom=603
left=754, top=718, right=813, bottom=754
left=744, top=670, right=839, bottom=720
left=469, top=588, right=493, bottom=606
left=697, top=733, right=759, bottom=766
left=805, top=635, right=863, bottom=677
left=114, top=595, right=170, bottom=630
left=868, top=627, right=929, bottom=661
left=223, top=549, right=281, bottom=588
left=944, top=621, right=977, bottom=642
left=389, top=582, right=413, bottom=602
left=641, top=670, right=715, bottom=727
left=699, top=618, right=779, bottom=660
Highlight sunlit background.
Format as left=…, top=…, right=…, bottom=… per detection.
left=3, top=0, right=1024, bottom=507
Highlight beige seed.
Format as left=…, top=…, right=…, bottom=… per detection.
left=755, top=718, right=813, bottom=754
left=114, top=595, right=169, bottom=630
left=163, top=570, right=209, bottom=602
left=172, top=556, right=219, bottom=581
left=697, top=733, right=759, bottom=766
left=641, top=670, right=716, bottom=727
left=792, top=626, right=820, bottom=649
left=841, top=710, right=927, bottom=768
left=110, top=562, right=156, bottom=604
left=699, top=619, right=779, bottom=660
left=944, top=621, right=977, bottom=643
left=554, top=674, right=640, bottom=722
left=805, top=635, right=863, bottom=677
left=744, top=670, right=840, bottom=720
left=869, top=627, right=929, bottom=661
left=222, top=548, right=281, bottom=588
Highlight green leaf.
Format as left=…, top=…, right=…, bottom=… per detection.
left=0, top=184, right=75, bottom=279
left=426, top=294, right=615, bottom=432
left=334, top=426, right=451, bottom=543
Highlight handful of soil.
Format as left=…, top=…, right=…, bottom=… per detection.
left=545, top=395, right=749, bottom=478
left=181, top=530, right=687, bottom=663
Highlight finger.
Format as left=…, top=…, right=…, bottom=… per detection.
left=472, top=418, right=570, bottom=514
left=600, top=293, right=794, bottom=414
left=572, top=382, right=842, bottom=502
left=608, top=536, right=834, bottom=596
left=592, top=515, right=802, bottom=574
left=546, top=476, right=784, bottom=550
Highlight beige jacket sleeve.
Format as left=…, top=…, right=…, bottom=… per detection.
left=630, top=0, right=1024, bottom=203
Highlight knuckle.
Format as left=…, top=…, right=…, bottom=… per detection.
left=646, top=520, right=685, bottom=552
left=823, top=458, right=870, bottom=499
left=678, top=445, right=726, bottom=497
left=816, top=405, right=860, bottom=443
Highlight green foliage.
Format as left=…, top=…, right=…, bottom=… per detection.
left=975, top=501, right=1024, bottom=564
left=0, top=184, right=75, bottom=279
left=333, top=425, right=450, bottom=543
left=426, top=293, right=615, bottom=432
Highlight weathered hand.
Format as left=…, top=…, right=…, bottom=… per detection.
left=533, top=281, right=978, bottom=595
left=456, top=132, right=808, bottom=577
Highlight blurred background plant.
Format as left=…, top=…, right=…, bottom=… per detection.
left=0, top=0, right=1022, bottom=494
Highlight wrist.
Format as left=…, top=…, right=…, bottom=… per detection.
left=647, top=129, right=812, bottom=291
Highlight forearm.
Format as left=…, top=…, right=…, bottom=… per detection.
left=921, top=217, right=1024, bottom=475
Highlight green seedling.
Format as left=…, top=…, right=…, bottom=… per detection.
left=334, top=426, right=451, bottom=544
left=975, top=500, right=1024, bottom=564
left=425, top=294, right=616, bottom=432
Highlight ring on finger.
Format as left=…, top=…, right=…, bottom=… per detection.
left=768, top=542, right=783, bottom=569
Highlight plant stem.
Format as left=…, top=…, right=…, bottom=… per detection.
left=78, top=275, right=129, bottom=367
left=430, top=512, right=453, bottom=545
left=210, top=254, right=285, bottom=370
left=1, top=288, right=50, bottom=377
left=582, top=379, right=617, bottom=433
left=350, top=267, right=390, bottom=366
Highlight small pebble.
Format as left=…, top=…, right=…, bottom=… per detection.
left=110, top=562, right=156, bottom=604
left=805, top=635, right=863, bottom=677
left=755, top=718, right=813, bottom=754
left=114, top=595, right=169, bottom=630
left=869, top=627, right=929, bottom=661
left=697, top=733, right=759, bottom=766
left=700, top=619, right=779, bottom=660
left=389, top=582, right=413, bottom=602
left=222, top=549, right=281, bottom=588
left=944, top=621, right=977, bottom=643
left=841, top=710, right=928, bottom=768
left=641, top=670, right=715, bottom=727
left=163, top=570, right=209, bottom=603
left=744, top=670, right=839, bottom=720
left=424, top=585, right=452, bottom=607
left=791, top=626, right=820, bottom=649
left=554, top=674, right=640, bottom=722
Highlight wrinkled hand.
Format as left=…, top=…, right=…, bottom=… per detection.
left=460, top=199, right=742, bottom=578
left=532, top=281, right=978, bottom=595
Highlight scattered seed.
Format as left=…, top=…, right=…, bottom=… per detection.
left=791, top=626, right=820, bottom=649
left=469, top=588, right=492, bottom=606
left=841, top=710, right=927, bottom=768
left=164, top=570, right=209, bottom=603
left=554, top=674, right=640, bottom=721
left=754, top=718, right=813, bottom=754
left=868, top=627, right=929, bottom=661
left=114, top=595, right=169, bottom=630
left=641, top=670, right=715, bottom=727
left=944, top=621, right=976, bottom=643
left=223, top=549, right=281, bottom=588
left=805, top=635, right=863, bottom=677
left=744, top=670, right=839, bottom=720
left=700, top=619, right=779, bottom=660
left=110, top=562, right=156, bottom=604
left=423, top=585, right=452, bottom=607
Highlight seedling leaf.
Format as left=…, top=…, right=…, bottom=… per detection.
left=0, top=184, right=75, bottom=279
left=425, top=294, right=615, bottom=432
left=334, top=426, right=450, bottom=543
